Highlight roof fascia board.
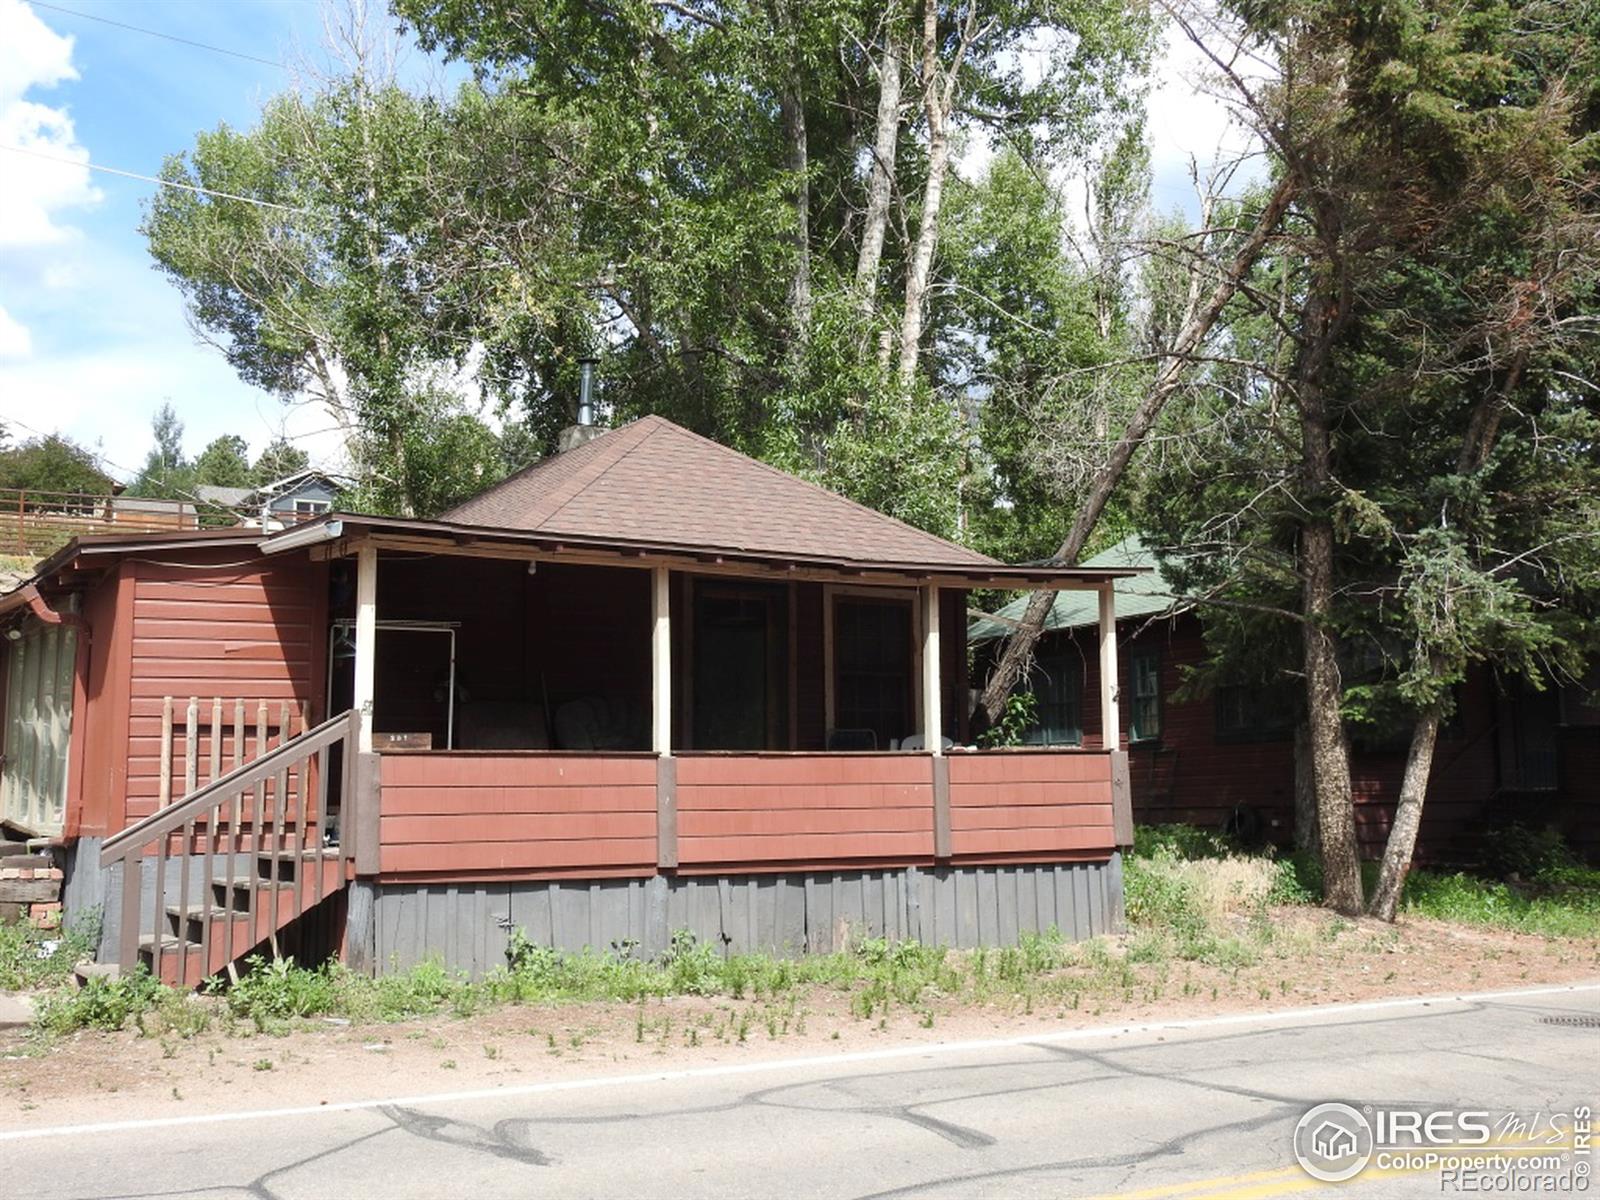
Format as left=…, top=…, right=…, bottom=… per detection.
left=344, top=523, right=1140, bottom=589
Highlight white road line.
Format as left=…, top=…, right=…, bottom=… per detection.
left=3, top=981, right=1595, bottom=1142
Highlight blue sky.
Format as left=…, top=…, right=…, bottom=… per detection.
left=0, top=0, right=1242, bottom=485
left=0, top=0, right=402, bottom=479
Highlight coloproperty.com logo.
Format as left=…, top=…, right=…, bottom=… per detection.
left=1292, top=1102, right=1594, bottom=1188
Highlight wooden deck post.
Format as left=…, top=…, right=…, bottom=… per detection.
left=1099, top=583, right=1134, bottom=846
left=353, top=542, right=377, bottom=754
left=652, top=565, right=676, bottom=868
left=1097, top=584, right=1120, bottom=747
left=922, top=585, right=951, bottom=858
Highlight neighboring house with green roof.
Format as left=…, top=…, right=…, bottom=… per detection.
left=970, top=535, right=1600, bottom=863
left=968, top=536, right=1185, bottom=645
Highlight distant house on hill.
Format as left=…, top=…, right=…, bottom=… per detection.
left=972, top=536, right=1600, bottom=863
left=195, top=469, right=345, bottom=529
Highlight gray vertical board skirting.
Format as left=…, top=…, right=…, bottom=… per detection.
left=345, top=879, right=377, bottom=974
left=61, top=836, right=108, bottom=954
left=366, top=858, right=1124, bottom=977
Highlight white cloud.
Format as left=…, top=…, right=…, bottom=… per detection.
left=1146, top=24, right=1266, bottom=214
left=0, top=304, right=30, bottom=358
left=0, top=0, right=100, bottom=250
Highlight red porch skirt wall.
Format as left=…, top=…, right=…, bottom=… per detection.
left=378, top=753, right=660, bottom=877
left=674, top=753, right=938, bottom=872
left=947, top=752, right=1116, bottom=861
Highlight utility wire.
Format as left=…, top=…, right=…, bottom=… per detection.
left=28, top=1, right=285, bottom=69
left=0, top=144, right=311, bottom=213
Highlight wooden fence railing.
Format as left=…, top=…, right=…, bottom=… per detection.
left=2, top=487, right=199, bottom=554
left=158, top=696, right=309, bottom=810
left=100, top=709, right=360, bottom=983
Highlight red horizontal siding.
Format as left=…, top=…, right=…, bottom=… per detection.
left=675, top=753, right=935, bottom=871
left=378, top=753, right=658, bottom=877
left=104, top=553, right=324, bottom=832
left=947, top=751, right=1115, bottom=861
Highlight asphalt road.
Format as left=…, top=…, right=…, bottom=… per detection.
left=7, top=984, right=1596, bottom=1200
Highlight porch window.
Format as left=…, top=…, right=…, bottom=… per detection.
left=832, top=595, right=913, bottom=751
left=1128, top=647, right=1162, bottom=743
left=1023, top=649, right=1082, bottom=746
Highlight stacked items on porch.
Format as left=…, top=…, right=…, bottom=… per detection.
left=0, top=819, right=62, bottom=926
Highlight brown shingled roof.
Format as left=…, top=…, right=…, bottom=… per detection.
left=442, top=415, right=996, bottom=568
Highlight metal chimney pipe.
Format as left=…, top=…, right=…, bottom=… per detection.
left=577, top=358, right=598, bottom=426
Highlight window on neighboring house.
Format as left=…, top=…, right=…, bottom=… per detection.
left=1023, top=649, right=1082, bottom=746
left=1499, top=682, right=1560, bottom=791
left=294, top=498, right=331, bottom=515
left=831, top=596, right=913, bottom=751
left=1128, top=647, right=1162, bottom=743
left=1215, top=681, right=1295, bottom=741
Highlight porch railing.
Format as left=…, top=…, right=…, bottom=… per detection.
left=100, top=708, right=362, bottom=981
left=158, top=696, right=309, bottom=810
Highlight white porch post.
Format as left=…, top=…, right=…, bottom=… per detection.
left=921, top=585, right=942, bottom=752
left=651, top=565, right=672, bottom=755
left=353, top=542, right=377, bottom=753
left=652, top=565, right=677, bottom=868
left=1097, top=584, right=1120, bottom=749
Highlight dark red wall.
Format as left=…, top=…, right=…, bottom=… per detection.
left=1037, top=612, right=1598, bottom=862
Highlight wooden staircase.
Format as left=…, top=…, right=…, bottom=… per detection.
left=144, top=849, right=347, bottom=987
left=101, top=709, right=367, bottom=988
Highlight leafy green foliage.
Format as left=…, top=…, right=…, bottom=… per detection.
left=35, top=968, right=167, bottom=1035
left=0, top=914, right=99, bottom=991
left=0, top=433, right=112, bottom=496
left=976, top=689, right=1038, bottom=748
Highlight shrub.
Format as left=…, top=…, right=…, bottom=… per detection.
left=1133, top=824, right=1240, bottom=862
left=35, top=968, right=166, bottom=1034
left=0, top=911, right=100, bottom=991
left=1481, top=824, right=1577, bottom=882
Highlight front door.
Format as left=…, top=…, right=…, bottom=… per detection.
left=691, top=582, right=788, bottom=749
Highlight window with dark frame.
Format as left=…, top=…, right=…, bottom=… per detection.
left=1023, top=648, right=1082, bottom=746
left=1128, top=647, right=1162, bottom=743
left=832, top=596, right=913, bottom=751
left=1215, top=681, right=1295, bottom=741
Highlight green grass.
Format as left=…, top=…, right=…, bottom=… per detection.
left=1400, top=867, right=1600, bottom=938
left=0, top=913, right=99, bottom=991
left=1131, top=821, right=1600, bottom=940
left=32, top=926, right=1164, bottom=1039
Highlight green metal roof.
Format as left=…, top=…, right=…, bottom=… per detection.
left=968, top=535, right=1184, bottom=642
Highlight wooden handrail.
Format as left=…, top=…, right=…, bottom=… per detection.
left=101, top=708, right=360, bottom=981
left=100, top=709, right=357, bottom=867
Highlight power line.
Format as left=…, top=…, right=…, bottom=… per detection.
left=28, top=1, right=285, bottom=70
left=0, top=143, right=311, bottom=213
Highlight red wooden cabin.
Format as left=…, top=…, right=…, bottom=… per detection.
left=1, top=417, right=1139, bottom=982
left=972, top=537, right=1600, bottom=862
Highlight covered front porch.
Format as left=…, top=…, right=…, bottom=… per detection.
left=316, top=521, right=1134, bottom=893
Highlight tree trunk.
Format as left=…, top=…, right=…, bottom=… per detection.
left=1295, top=273, right=1361, bottom=915
left=778, top=24, right=811, bottom=344
left=976, top=175, right=1296, bottom=727
left=1367, top=709, right=1441, bottom=921
left=895, top=2, right=950, bottom=388
left=1300, top=519, right=1361, bottom=914
left=1292, top=717, right=1319, bottom=855
left=1362, top=361, right=1523, bottom=921
left=855, top=26, right=902, bottom=307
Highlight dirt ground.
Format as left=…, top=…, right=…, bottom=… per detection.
left=3, top=909, right=1596, bottom=1132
